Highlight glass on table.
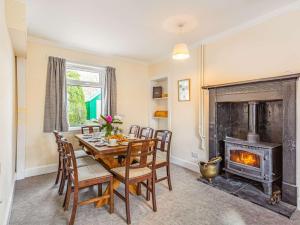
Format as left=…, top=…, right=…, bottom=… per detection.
left=92, top=132, right=103, bottom=139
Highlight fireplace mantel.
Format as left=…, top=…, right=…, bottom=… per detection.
left=204, top=73, right=299, bottom=206
left=202, top=73, right=300, bottom=89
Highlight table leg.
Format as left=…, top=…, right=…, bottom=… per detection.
left=95, top=179, right=120, bottom=208
left=95, top=156, right=138, bottom=208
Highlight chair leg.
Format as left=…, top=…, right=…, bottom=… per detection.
left=137, top=183, right=141, bottom=195
left=59, top=158, right=67, bottom=195
left=151, top=175, right=157, bottom=212
left=125, top=182, right=131, bottom=224
left=63, top=180, right=67, bottom=208
left=146, top=179, right=150, bottom=201
left=55, top=156, right=61, bottom=185
left=58, top=169, right=66, bottom=195
left=64, top=178, right=72, bottom=210
left=69, top=188, right=78, bottom=225
left=166, top=164, right=172, bottom=191
left=98, top=184, right=102, bottom=196
left=109, top=178, right=114, bottom=214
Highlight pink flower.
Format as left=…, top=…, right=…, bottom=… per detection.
left=106, top=115, right=113, bottom=123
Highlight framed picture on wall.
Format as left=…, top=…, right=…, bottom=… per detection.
left=178, top=79, right=190, bottom=101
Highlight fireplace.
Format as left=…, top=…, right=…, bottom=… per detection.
left=203, top=74, right=299, bottom=206
left=223, top=101, right=282, bottom=195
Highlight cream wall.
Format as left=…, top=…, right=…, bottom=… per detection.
left=0, top=0, right=17, bottom=223
left=149, top=49, right=206, bottom=171
left=204, top=9, right=300, bottom=85
left=25, top=39, right=149, bottom=170
left=5, top=0, right=27, bottom=56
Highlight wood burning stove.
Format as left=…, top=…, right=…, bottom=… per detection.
left=224, top=101, right=282, bottom=195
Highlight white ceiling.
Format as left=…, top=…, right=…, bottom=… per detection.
left=28, top=0, right=298, bottom=62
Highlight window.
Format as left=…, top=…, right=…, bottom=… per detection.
left=66, top=62, right=105, bottom=128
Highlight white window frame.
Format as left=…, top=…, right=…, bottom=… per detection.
left=66, top=62, right=106, bottom=130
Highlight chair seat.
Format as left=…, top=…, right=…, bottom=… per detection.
left=78, top=164, right=111, bottom=182
left=147, top=150, right=167, bottom=165
left=77, top=156, right=97, bottom=167
left=111, top=165, right=152, bottom=179
left=74, top=149, right=88, bottom=158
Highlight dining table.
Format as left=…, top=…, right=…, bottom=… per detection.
left=74, top=134, right=139, bottom=207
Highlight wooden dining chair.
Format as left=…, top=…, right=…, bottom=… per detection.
left=62, top=140, right=114, bottom=225
left=53, top=131, right=65, bottom=186
left=81, top=125, right=101, bottom=134
left=128, top=125, right=140, bottom=137
left=53, top=130, right=89, bottom=159
left=53, top=131, right=96, bottom=195
left=111, top=139, right=158, bottom=224
left=138, top=127, right=154, bottom=139
left=150, top=130, right=173, bottom=191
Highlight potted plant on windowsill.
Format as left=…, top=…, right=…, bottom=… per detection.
left=99, top=115, right=123, bottom=137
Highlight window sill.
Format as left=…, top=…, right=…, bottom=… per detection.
left=68, top=127, right=82, bottom=132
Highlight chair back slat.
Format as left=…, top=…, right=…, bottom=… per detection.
left=139, top=127, right=154, bottom=139
left=154, top=130, right=172, bottom=153
left=61, top=140, right=79, bottom=186
left=81, top=125, right=101, bottom=134
left=53, top=130, right=64, bottom=153
left=124, top=139, right=157, bottom=176
left=129, top=125, right=140, bottom=137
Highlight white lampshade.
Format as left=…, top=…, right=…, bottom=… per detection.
left=172, top=43, right=190, bottom=60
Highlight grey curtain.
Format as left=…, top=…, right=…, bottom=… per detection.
left=43, top=56, right=68, bottom=132
left=103, top=67, right=117, bottom=116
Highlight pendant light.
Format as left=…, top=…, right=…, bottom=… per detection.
left=172, top=23, right=190, bottom=60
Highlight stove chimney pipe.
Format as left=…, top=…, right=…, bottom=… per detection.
left=247, top=101, right=260, bottom=143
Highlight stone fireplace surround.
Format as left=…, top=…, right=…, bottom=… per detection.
left=203, top=74, right=299, bottom=206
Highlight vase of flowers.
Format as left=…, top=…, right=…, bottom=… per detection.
left=99, top=115, right=123, bottom=137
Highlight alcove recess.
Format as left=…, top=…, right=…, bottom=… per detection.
left=149, top=76, right=170, bottom=130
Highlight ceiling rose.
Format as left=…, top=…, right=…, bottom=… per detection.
left=162, top=14, right=198, bottom=33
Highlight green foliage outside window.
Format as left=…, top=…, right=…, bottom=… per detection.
left=67, top=71, right=87, bottom=126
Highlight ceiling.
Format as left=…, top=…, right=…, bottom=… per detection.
left=27, top=0, right=298, bottom=62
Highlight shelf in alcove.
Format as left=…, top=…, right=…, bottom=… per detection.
left=152, top=117, right=168, bottom=120
left=152, top=97, right=168, bottom=100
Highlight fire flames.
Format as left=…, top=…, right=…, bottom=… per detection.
left=230, top=150, right=260, bottom=168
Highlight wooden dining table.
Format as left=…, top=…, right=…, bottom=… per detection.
left=74, top=134, right=139, bottom=207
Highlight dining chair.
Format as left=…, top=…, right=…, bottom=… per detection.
left=81, top=125, right=101, bottom=134
left=150, top=130, right=173, bottom=191
left=80, top=125, right=101, bottom=153
left=111, top=139, right=158, bottom=224
left=128, top=125, right=140, bottom=137
left=53, top=131, right=65, bottom=186
left=62, top=140, right=114, bottom=225
left=138, top=127, right=154, bottom=139
left=53, top=131, right=96, bottom=195
left=135, top=127, right=154, bottom=194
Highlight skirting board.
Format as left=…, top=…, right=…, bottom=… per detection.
left=25, top=163, right=58, bottom=178
left=170, top=155, right=199, bottom=173
left=3, top=174, right=16, bottom=225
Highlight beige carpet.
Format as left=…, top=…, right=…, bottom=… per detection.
left=9, top=164, right=300, bottom=225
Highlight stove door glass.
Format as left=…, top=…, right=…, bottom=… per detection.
left=230, top=149, right=260, bottom=168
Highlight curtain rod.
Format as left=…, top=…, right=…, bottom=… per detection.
left=65, top=59, right=108, bottom=70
